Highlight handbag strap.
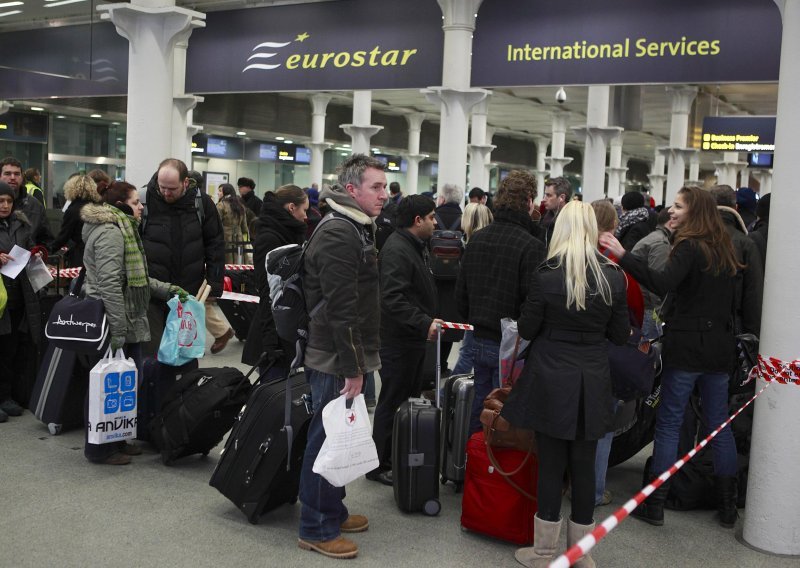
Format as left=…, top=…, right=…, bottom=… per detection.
left=484, top=436, right=537, bottom=502
left=71, top=267, right=87, bottom=296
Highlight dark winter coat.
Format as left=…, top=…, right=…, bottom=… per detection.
left=242, top=191, right=263, bottom=218
left=49, top=177, right=103, bottom=267
left=501, top=259, right=629, bottom=440
left=432, top=202, right=464, bottom=334
left=718, top=206, right=763, bottom=336
left=140, top=185, right=225, bottom=297
left=241, top=200, right=307, bottom=367
left=618, top=218, right=654, bottom=251
left=619, top=238, right=737, bottom=373
left=434, top=202, right=462, bottom=231
left=379, top=228, right=438, bottom=348
left=18, top=192, right=53, bottom=248
left=455, top=208, right=546, bottom=342
left=0, top=212, right=42, bottom=341
left=748, top=219, right=768, bottom=279
left=303, top=187, right=380, bottom=377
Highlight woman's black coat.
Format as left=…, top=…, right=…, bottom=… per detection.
left=502, top=258, right=629, bottom=441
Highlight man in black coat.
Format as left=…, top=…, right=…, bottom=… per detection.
left=140, top=158, right=225, bottom=356
left=238, top=177, right=262, bottom=217
left=0, top=157, right=54, bottom=248
left=540, top=176, right=572, bottom=247
left=366, top=195, right=443, bottom=486
left=456, top=170, right=546, bottom=433
left=616, top=191, right=654, bottom=251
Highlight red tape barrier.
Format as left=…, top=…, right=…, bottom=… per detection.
left=50, top=264, right=255, bottom=280
left=441, top=321, right=473, bottom=331
left=550, top=380, right=772, bottom=568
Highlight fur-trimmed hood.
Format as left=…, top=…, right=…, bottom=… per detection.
left=81, top=203, right=118, bottom=225
left=64, top=176, right=103, bottom=203
left=320, top=183, right=374, bottom=225
left=717, top=205, right=748, bottom=234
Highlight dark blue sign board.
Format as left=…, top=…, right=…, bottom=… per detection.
left=472, top=0, right=782, bottom=87
left=185, top=0, right=444, bottom=94
left=701, top=116, right=776, bottom=152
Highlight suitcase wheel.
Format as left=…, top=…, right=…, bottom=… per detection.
left=423, top=499, right=441, bottom=516
left=48, top=423, right=62, bottom=436
left=454, top=482, right=463, bottom=494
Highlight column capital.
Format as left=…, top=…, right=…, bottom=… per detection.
left=609, top=130, right=625, bottom=147
left=437, top=0, right=483, bottom=31
left=551, top=110, right=571, bottom=132
left=173, top=94, right=203, bottom=114
left=571, top=125, right=623, bottom=144
left=404, top=112, right=426, bottom=132
left=307, top=141, right=333, bottom=151
left=422, top=87, right=490, bottom=116
left=648, top=173, right=668, bottom=185
left=188, top=123, right=202, bottom=136
left=665, top=85, right=698, bottom=115
left=0, top=101, right=12, bottom=115
left=657, top=146, right=699, bottom=160
left=99, top=3, right=205, bottom=52
left=309, top=93, right=332, bottom=116
left=405, top=153, right=427, bottom=164
left=469, top=143, right=496, bottom=154
left=471, top=93, right=492, bottom=116
left=545, top=156, right=574, bottom=169
left=340, top=124, right=383, bottom=138
left=533, top=135, right=550, bottom=147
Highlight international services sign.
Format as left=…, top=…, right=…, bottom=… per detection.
left=185, top=0, right=443, bottom=94
left=471, top=0, right=782, bottom=87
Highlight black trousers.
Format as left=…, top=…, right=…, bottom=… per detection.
left=536, top=431, right=598, bottom=525
left=0, top=306, right=36, bottom=405
left=371, top=343, right=427, bottom=471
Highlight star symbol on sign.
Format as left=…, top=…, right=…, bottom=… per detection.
left=295, top=32, right=310, bottom=42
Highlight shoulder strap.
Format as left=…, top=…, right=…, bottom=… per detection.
left=450, top=215, right=461, bottom=231
left=195, top=188, right=205, bottom=226
left=434, top=212, right=445, bottom=231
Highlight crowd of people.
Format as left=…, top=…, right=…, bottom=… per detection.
left=0, top=152, right=769, bottom=565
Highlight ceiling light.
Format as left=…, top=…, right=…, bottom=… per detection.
left=0, top=2, right=23, bottom=8
left=343, top=144, right=350, bottom=148
left=50, top=95, right=58, bottom=99
left=275, top=136, right=285, bottom=141
left=45, top=0, right=87, bottom=7
left=0, top=10, right=22, bottom=17
left=372, top=148, right=381, bottom=153
left=284, top=140, right=293, bottom=144
left=30, top=107, right=44, bottom=112
left=236, top=131, right=246, bottom=136
left=56, top=115, right=66, bottom=119
left=90, top=113, right=102, bottom=118
left=111, top=121, right=120, bottom=126
left=116, top=137, right=123, bottom=141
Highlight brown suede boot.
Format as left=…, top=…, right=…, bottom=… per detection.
left=514, top=515, right=562, bottom=567
left=298, top=536, right=358, bottom=559
left=340, top=515, right=369, bottom=533
left=210, top=328, right=234, bottom=354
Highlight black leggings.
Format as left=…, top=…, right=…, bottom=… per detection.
left=536, top=431, right=597, bottom=525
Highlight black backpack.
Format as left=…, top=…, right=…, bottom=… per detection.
left=429, top=212, right=464, bottom=280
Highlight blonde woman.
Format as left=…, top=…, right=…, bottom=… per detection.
left=501, top=201, right=629, bottom=568
left=451, top=203, right=493, bottom=375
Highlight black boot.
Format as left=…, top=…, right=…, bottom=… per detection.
left=715, top=475, right=738, bottom=528
left=631, top=473, right=669, bottom=527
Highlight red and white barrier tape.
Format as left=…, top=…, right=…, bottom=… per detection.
left=754, top=354, right=800, bottom=386
left=219, top=291, right=260, bottom=303
left=440, top=321, right=473, bottom=331
left=49, top=264, right=255, bottom=279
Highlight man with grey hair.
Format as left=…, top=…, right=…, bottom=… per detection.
left=297, top=153, right=386, bottom=559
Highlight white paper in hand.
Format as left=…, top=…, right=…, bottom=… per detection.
left=0, top=245, right=31, bottom=279
left=312, top=394, right=379, bottom=487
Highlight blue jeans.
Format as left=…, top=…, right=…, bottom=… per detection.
left=651, top=367, right=737, bottom=477
left=452, top=330, right=475, bottom=376
left=594, top=400, right=620, bottom=504
left=470, top=337, right=500, bottom=434
left=363, top=371, right=376, bottom=403
left=298, top=368, right=352, bottom=541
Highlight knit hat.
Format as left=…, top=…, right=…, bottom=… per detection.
left=737, top=187, right=757, bottom=211
left=621, top=191, right=645, bottom=211
left=306, top=188, right=319, bottom=208
left=0, top=181, right=15, bottom=202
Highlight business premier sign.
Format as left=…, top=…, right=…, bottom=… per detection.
left=185, top=0, right=442, bottom=94
left=472, top=0, right=781, bottom=87
left=701, top=116, right=776, bottom=152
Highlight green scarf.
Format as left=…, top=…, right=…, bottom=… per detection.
left=108, top=205, right=149, bottom=288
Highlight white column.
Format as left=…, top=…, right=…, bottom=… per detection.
left=307, top=93, right=332, bottom=189
left=744, top=0, right=800, bottom=557
left=751, top=169, right=773, bottom=195
left=340, top=90, right=383, bottom=156
left=468, top=97, right=495, bottom=191
left=686, top=152, right=702, bottom=187
left=606, top=132, right=628, bottom=197
left=0, top=101, right=12, bottom=115
left=545, top=109, right=573, bottom=177
left=405, top=113, right=426, bottom=195
left=98, top=0, right=205, bottom=188
left=658, top=86, right=698, bottom=205
left=714, top=151, right=748, bottom=188
left=425, top=0, right=487, bottom=191
left=533, top=135, right=549, bottom=197
left=172, top=39, right=203, bottom=165
left=647, top=150, right=667, bottom=205
left=483, top=126, right=496, bottom=189
left=572, top=85, right=623, bottom=203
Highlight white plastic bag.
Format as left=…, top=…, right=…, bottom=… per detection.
left=499, top=317, right=530, bottom=387
left=312, top=394, right=379, bottom=487
left=25, top=256, right=53, bottom=292
left=87, top=347, right=138, bottom=444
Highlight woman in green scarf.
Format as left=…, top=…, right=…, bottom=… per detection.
left=81, top=180, right=186, bottom=465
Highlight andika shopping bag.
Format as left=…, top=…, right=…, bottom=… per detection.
left=157, top=295, right=207, bottom=366
left=87, top=348, right=138, bottom=444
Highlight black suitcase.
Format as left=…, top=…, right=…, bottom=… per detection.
left=137, top=358, right=199, bottom=442
left=29, top=344, right=90, bottom=435
left=149, top=365, right=259, bottom=465
left=392, top=397, right=441, bottom=515
left=440, top=374, right=474, bottom=491
left=209, top=369, right=312, bottom=524
left=217, top=298, right=257, bottom=341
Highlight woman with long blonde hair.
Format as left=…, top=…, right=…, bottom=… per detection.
left=502, top=201, right=629, bottom=568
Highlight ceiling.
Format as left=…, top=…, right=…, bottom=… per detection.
left=0, top=0, right=780, bottom=170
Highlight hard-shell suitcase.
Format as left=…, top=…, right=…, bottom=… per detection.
left=209, top=369, right=312, bottom=524
left=29, top=344, right=89, bottom=435
left=461, top=432, right=538, bottom=545
left=440, top=373, right=475, bottom=491
left=149, top=365, right=259, bottom=464
left=217, top=298, right=256, bottom=341
left=137, top=358, right=199, bottom=442
left=392, top=397, right=441, bottom=515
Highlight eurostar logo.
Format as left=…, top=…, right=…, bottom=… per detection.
left=242, top=31, right=420, bottom=73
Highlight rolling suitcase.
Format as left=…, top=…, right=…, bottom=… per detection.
left=29, top=344, right=89, bottom=435
left=209, top=369, right=313, bottom=524
left=137, top=358, right=199, bottom=442
left=149, top=365, right=260, bottom=465
left=440, top=373, right=474, bottom=491
left=217, top=298, right=257, bottom=341
left=461, top=432, right=538, bottom=545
